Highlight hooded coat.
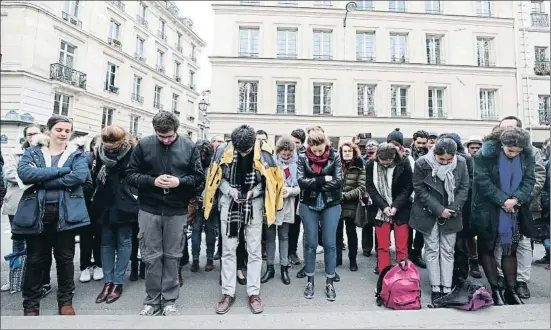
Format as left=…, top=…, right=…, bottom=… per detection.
left=12, top=134, right=92, bottom=235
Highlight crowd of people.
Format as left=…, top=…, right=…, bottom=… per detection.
left=0, top=111, right=549, bottom=316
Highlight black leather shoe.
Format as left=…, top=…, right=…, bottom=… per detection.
left=469, top=259, right=482, bottom=279
left=515, top=282, right=530, bottom=299
left=333, top=272, right=340, bottom=282
left=349, top=259, right=358, bottom=272
left=373, top=265, right=379, bottom=274
left=260, top=265, right=275, bottom=284
left=491, top=289, right=505, bottom=306
left=431, top=292, right=444, bottom=304
left=281, top=266, right=291, bottom=285
left=504, top=289, right=523, bottom=305
left=289, top=254, right=302, bottom=265
left=363, top=251, right=372, bottom=257
left=497, top=276, right=506, bottom=290
left=237, top=272, right=247, bottom=286
left=534, top=255, right=550, bottom=265
left=325, top=279, right=336, bottom=301
left=304, top=281, right=314, bottom=299
left=296, top=266, right=306, bottom=279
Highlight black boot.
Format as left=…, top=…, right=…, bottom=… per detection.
left=325, top=277, right=336, bottom=301
left=469, top=259, right=482, bottom=279
left=139, top=260, right=146, bottom=280
left=129, top=260, right=139, bottom=282
left=304, top=276, right=314, bottom=299
left=260, top=265, right=275, bottom=284
left=504, top=288, right=523, bottom=305
left=333, top=272, right=340, bottom=282
left=349, top=258, right=358, bottom=272
left=281, top=266, right=291, bottom=285
left=296, top=266, right=306, bottom=279
left=491, top=285, right=505, bottom=306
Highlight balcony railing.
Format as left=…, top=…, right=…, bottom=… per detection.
left=238, top=51, right=259, bottom=58
left=156, top=65, right=166, bottom=74
left=313, top=54, right=333, bottom=60
left=356, top=54, right=375, bottom=62
left=391, top=55, right=409, bottom=63
left=190, top=53, right=197, bottom=62
left=539, top=108, right=550, bottom=126
left=174, top=75, right=181, bottom=82
left=534, top=60, right=550, bottom=76
left=531, top=13, right=549, bottom=28
left=131, top=93, right=144, bottom=104
left=358, top=110, right=376, bottom=117
left=477, top=59, right=496, bottom=67
left=136, top=15, right=148, bottom=29
left=157, top=30, right=167, bottom=42
left=427, top=57, right=444, bottom=65
left=277, top=53, right=297, bottom=59
left=61, top=11, right=82, bottom=27
left=134, top=52, right=146, bottom=62
left=49, top=63, right=87, bottom=89
left=104, top=84, right=119, bottom=94
left=429, top=111, right=448, bottom=119
left=154, top=102, right=164, bottom=110
left=108, top=37, right=122, bottom=50
left=175, top=44, right=182, bottom=53
left=481, top=112, right=499, bottom=121
left=391, top=111, right=411, bottom=118
left=108, top=0, right=125, bottom=12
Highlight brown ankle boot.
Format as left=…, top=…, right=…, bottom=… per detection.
left=59, top=305, right=76, bottom=315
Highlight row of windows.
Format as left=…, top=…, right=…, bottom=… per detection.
left=236, top=80, right=550, bottom=124
left=240, top=27, right=551, bottom=68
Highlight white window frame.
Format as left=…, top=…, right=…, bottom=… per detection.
left=390, top=33, right=408, bottom=63
left=109, top=19, right=121, bottom=39
left=532, top=1, right=545, bottom=13
left=313, top=83, right=333, bottom=115
left=428, top=87, right=445, bottom=118
left=130, top=114, right=140, bottom=135
left=136, top=36, right=145, bottom=57
left=426, top=35, right=442, bottom=64
left=138, top=2, right=147, bottom=18
left=277, top=28, right=298, bottom=59
left=389, top=0, right=406, bottom=12
left=154, top=85, right=162, bottom=108
left=53, top=92, right=71, bottom=116
left=356, top=31, right=375, bottom=61
left=356, top=0, right=373, bottom=10
left=187, top=100, right=194, bottom=117
left=239, top=27, right=259, bottom=57
left=105, top=62, right=117, bottom=89
left=238, top=80, right=259, bottom=113
left=425, top=0, right=441, bottom=13
left=159, top=19, right=166, bottom=35
left=391, top=85, right=409, bottom=117
left=476, top=0, right=492, bottom=16
left=133, top=75, right=142, bottom=96
left=479, top=89, right=497, bottom=119
left=357, top=84, right=376, bottom=116
left=313, top=30, right=333, bottom=60
left=59, top=40, right=76, bottom=68
left=157, top=49, right=164, bottom=68
left=174, top=61, right=181, bottom=78
left=102, top=106, right=115, bottom=128
left=477, top=37, right=494, bottom=67
left=65, top=0, right=79, bottom=17
left=172, top=93, right=180, bottom=112
left=276, top=82, right=296, bottom=114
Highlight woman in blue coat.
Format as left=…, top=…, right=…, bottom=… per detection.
left=13, top=115, right=91, bottom=316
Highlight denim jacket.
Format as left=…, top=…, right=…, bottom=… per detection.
left=12, top=134, right=91, bottom=235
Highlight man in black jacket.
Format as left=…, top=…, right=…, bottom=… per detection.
left=126, top=111, right=203, bottom=316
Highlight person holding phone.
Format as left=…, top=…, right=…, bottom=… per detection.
left=409, top=137, right=469, bottom=304
left=126, top=111, right=203, bottom=316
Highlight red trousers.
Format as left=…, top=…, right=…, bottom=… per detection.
left=376, top=222, right=410, bottom=273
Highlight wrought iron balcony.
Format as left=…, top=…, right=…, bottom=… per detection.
left=49, top=63, right=87, bottom=89
left=61, top=11, right=82, bottom=27
left=154, top=102, right=164, bottom=110
left=391, top=111, right=411, bottom=118
left=531, top=13, right=549, bottom=28
left=136, top=15, right=148, bottom=29
left=108, top=37, right=122, bottom=50
left=131, top=93, right=144, bottom=104
left=534, top=60, right=550, bottom=76
left=157, top=30, right=167, bottom=42
left=108, top=0, right=125, bottom=12
left=277, top=53, right=297, bottom=59
left=190, top=53, right=197, bottom=62
left=481, top=113, right=499, bottom=121
left=391, top=55, right=409, bottom=64
left=239, top=51, right=259, bottom=58
left=104, top=84, right=119, bottom=94
left=358, top=110, right=376, bottom=117
left=539, top=108, right=550, bottom=126
left=134, top=52, right=146, bottom=62
left=428, top=111, right=448, bottom=119
left=356, top=54, right=375, bottom=62
left=175, top=44, right=183, bottom=53
left=156, top=65, right=166, bottom=74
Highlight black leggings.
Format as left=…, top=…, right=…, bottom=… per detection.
left=477, top=238, right=518, bottom=291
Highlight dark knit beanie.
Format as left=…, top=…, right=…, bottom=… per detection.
left=231, top=125, right=256, bottom=153
left=386, top=128, right=404, bottom=146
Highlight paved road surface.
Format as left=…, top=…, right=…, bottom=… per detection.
left=1, top=213, right=550, bottom=328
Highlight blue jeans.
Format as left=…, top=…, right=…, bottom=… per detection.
left=544, top=239, right=550, bottom=256
left=300, top=204, right=341, bottom=278
left=191, top=203, right=217, bottom=260
left=101, top=224, right=132, bottom=285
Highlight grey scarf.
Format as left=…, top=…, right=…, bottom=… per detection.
left=96, top=145, right=131, bottom=185
left=424, top=149, right=457, bottom=205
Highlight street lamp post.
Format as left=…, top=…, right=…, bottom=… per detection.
left=343, top=1, right=357, bottom=27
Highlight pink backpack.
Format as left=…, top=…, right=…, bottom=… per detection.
left=375, top=260, right=422, bottom=310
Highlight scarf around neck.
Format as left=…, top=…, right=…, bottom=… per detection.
left=373, top=162, right=395, bottom=223
left=306, top=146, right=330, bottom=174
left=424, top=149, right=457, bottom=205
left=277, top=152, right=298, bottom=187
left=96, top=144, right=131, bottom=185
left=498, top=150, right=523, bottom=254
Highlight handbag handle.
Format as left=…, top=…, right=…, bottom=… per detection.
left=398, top=259, right=409, bottom=271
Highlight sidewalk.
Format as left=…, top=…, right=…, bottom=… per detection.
left=1, top=304, right=549, bottom=329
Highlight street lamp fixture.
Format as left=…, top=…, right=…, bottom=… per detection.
left=198, top=99, right=208, bottom=112
left=343, top=1, right=357, bottom=27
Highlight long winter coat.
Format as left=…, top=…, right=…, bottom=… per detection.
left=341, top=158, right=366, bottom=220
left=409, top=155, right=470, bottom=236
left=365, top=156, right=414, bottom=227
left=470, top=139, right=537, bottom=242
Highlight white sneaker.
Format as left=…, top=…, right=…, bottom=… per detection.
left=93, top=267, right=104, bottom=281
left=162, top=304, right=179, bottom=316
left=79, top=267, right=91, bottom=283
left=1, top=282, right=10, bottom=292
left=316, top=246, right=324, bottom=254
left=139, top=305, right=161, bottom=316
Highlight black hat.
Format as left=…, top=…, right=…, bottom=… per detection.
left=386, top=128, right=404, bottom=146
